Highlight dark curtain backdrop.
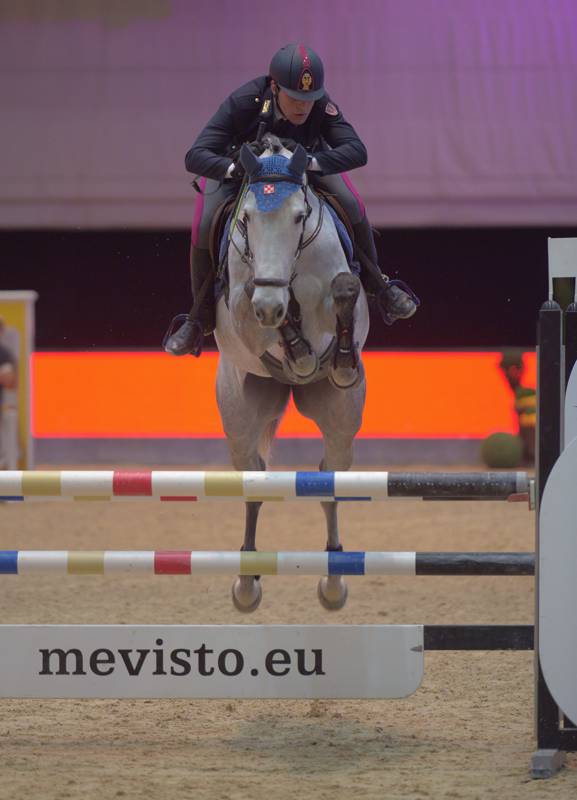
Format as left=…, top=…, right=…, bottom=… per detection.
left=3, top=226, right=573, bottom=349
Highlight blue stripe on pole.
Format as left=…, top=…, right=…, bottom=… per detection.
left=328, top=551, right=365, bottom=575
left=0, top=551, right=19, bottom=574
left=335, top=496, right=372, bottom=502
left=296, top=472, right=335, bottom=497
left=0, top=497, right=24, bottom=502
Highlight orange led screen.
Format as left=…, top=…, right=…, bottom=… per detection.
left=32, top=351, right=536, bottom=439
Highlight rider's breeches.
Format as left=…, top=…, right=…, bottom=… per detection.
left=311, top=173, right=378, bottom=265
left=351, top=217, right=379, bottom=266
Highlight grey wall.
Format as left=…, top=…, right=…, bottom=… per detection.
left=1, top=0, right=576, bottom=229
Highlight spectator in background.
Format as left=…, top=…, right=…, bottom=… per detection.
left=480, top=351, right=535, bottom=468
left=0, top=317, right=17, bottom=469
left=499, top=351, right=536, bottom=464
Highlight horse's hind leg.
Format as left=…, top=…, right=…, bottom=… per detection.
left=293, top=375, right=366, bottom=610
left=318, top=477, right=349, bottom=611
left=217, top=360, right=290, bottom=612
left=235, top=497, right=264, bottom=614
left=232, top=433, right=279, bottom=613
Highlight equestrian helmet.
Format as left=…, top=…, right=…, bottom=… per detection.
left=269, top=43, right=325, bottom=101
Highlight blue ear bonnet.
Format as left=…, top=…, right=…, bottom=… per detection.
left=248, top=155, right=303, bottom=213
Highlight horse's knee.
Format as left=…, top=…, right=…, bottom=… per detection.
left=331, top=272, right=361, bottom=312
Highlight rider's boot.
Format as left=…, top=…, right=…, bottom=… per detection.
left=165, top=247, right=216, bottom=356
left=352, top=218, right=418, bottom=324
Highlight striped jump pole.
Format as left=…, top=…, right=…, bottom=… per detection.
left=0, top=551, right=535, bottom=576
left=0, top=470, right=532, bottom=503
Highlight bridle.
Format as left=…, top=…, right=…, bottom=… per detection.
left=229, top=173, right=325, bottom=289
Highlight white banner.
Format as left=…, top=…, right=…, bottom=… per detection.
left=539, top=439, right=577, bottom=725
left=0, top=625, right=423, bottom=699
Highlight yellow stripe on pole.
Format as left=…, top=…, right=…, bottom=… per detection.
left=204, top=472, right=244, bottom=497
left=240, top=552, right=278, bottom=575
left=21, top=471, right=62, bottom=496
left=68, top=551, right=105, bottom=574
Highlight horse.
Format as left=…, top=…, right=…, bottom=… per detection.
left=214, top=134, right=369, bottom=612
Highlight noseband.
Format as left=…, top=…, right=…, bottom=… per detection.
left=230, top=173, right=325, bottom=289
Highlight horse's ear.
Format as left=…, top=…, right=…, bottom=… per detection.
left=239, top=144, right=261, bottom=176
left=288, top=144, right=308, bottom=177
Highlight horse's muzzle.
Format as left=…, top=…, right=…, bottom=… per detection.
left=252, top=287, right=288, bottom=328
left=253, top=300, right=287, bottom=327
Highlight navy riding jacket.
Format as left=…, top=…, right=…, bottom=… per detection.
left=185, top=76, right=367, bottom=180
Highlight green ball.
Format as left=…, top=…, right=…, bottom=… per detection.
left=480, top=432, right=524, bottom=468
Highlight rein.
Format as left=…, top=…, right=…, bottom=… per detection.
left=229, top=175, right=325, bottom=288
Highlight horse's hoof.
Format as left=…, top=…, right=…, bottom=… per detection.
left=317, top=576, right=348, bottom=611
left=232, top=577, right=262, bottom=613
left=329, top=366, right=362, bottom=390
left=282, top=351, right=319, bottom=382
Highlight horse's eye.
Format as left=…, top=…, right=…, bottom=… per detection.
left=295, top=213, right=305, bottom=224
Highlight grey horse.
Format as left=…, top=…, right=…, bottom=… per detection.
left=214, top=135, right=369, bottom=612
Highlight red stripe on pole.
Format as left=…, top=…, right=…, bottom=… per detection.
left=154, top=551, right=192, bottom=574
left=160, top=496, right=198, bottom=502
left=113, top=471, right=152, bottom=496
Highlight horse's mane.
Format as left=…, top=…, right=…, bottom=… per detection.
left=260, top=133, right=300, bottom=156
left=261, top=133, right=284, bottom=154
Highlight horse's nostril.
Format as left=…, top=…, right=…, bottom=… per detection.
left=253, top=303, right=284, bottom=325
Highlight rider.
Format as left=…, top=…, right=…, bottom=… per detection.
left=166, top=43, right=418, bottom=356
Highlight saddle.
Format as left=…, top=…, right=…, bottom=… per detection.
left=208, top=197, right=237, bottom=273
left=316, top=189, right=360, bottom=276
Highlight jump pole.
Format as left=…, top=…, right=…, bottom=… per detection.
left=0, top=470, right=532, bottom=503
left=0, top=550, right=535, bottom=576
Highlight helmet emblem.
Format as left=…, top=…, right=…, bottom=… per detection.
left=300, top=70, right=313, bottom=92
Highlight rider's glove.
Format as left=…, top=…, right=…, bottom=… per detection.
left=307, top=155, right=321, bottom=172
left=226, top=142, right=268, bottom=180
left=226, top=151, right=245, bottom=180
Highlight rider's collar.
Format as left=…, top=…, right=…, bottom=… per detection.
left=273, top=96, right=286, bottom=123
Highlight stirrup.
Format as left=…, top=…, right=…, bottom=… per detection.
left=377, top=279, right=420, bottom=326
left=162, top=314, right=204, bottom=357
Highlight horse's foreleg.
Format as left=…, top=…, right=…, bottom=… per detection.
left=330, top=272, right=362, bottom=390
